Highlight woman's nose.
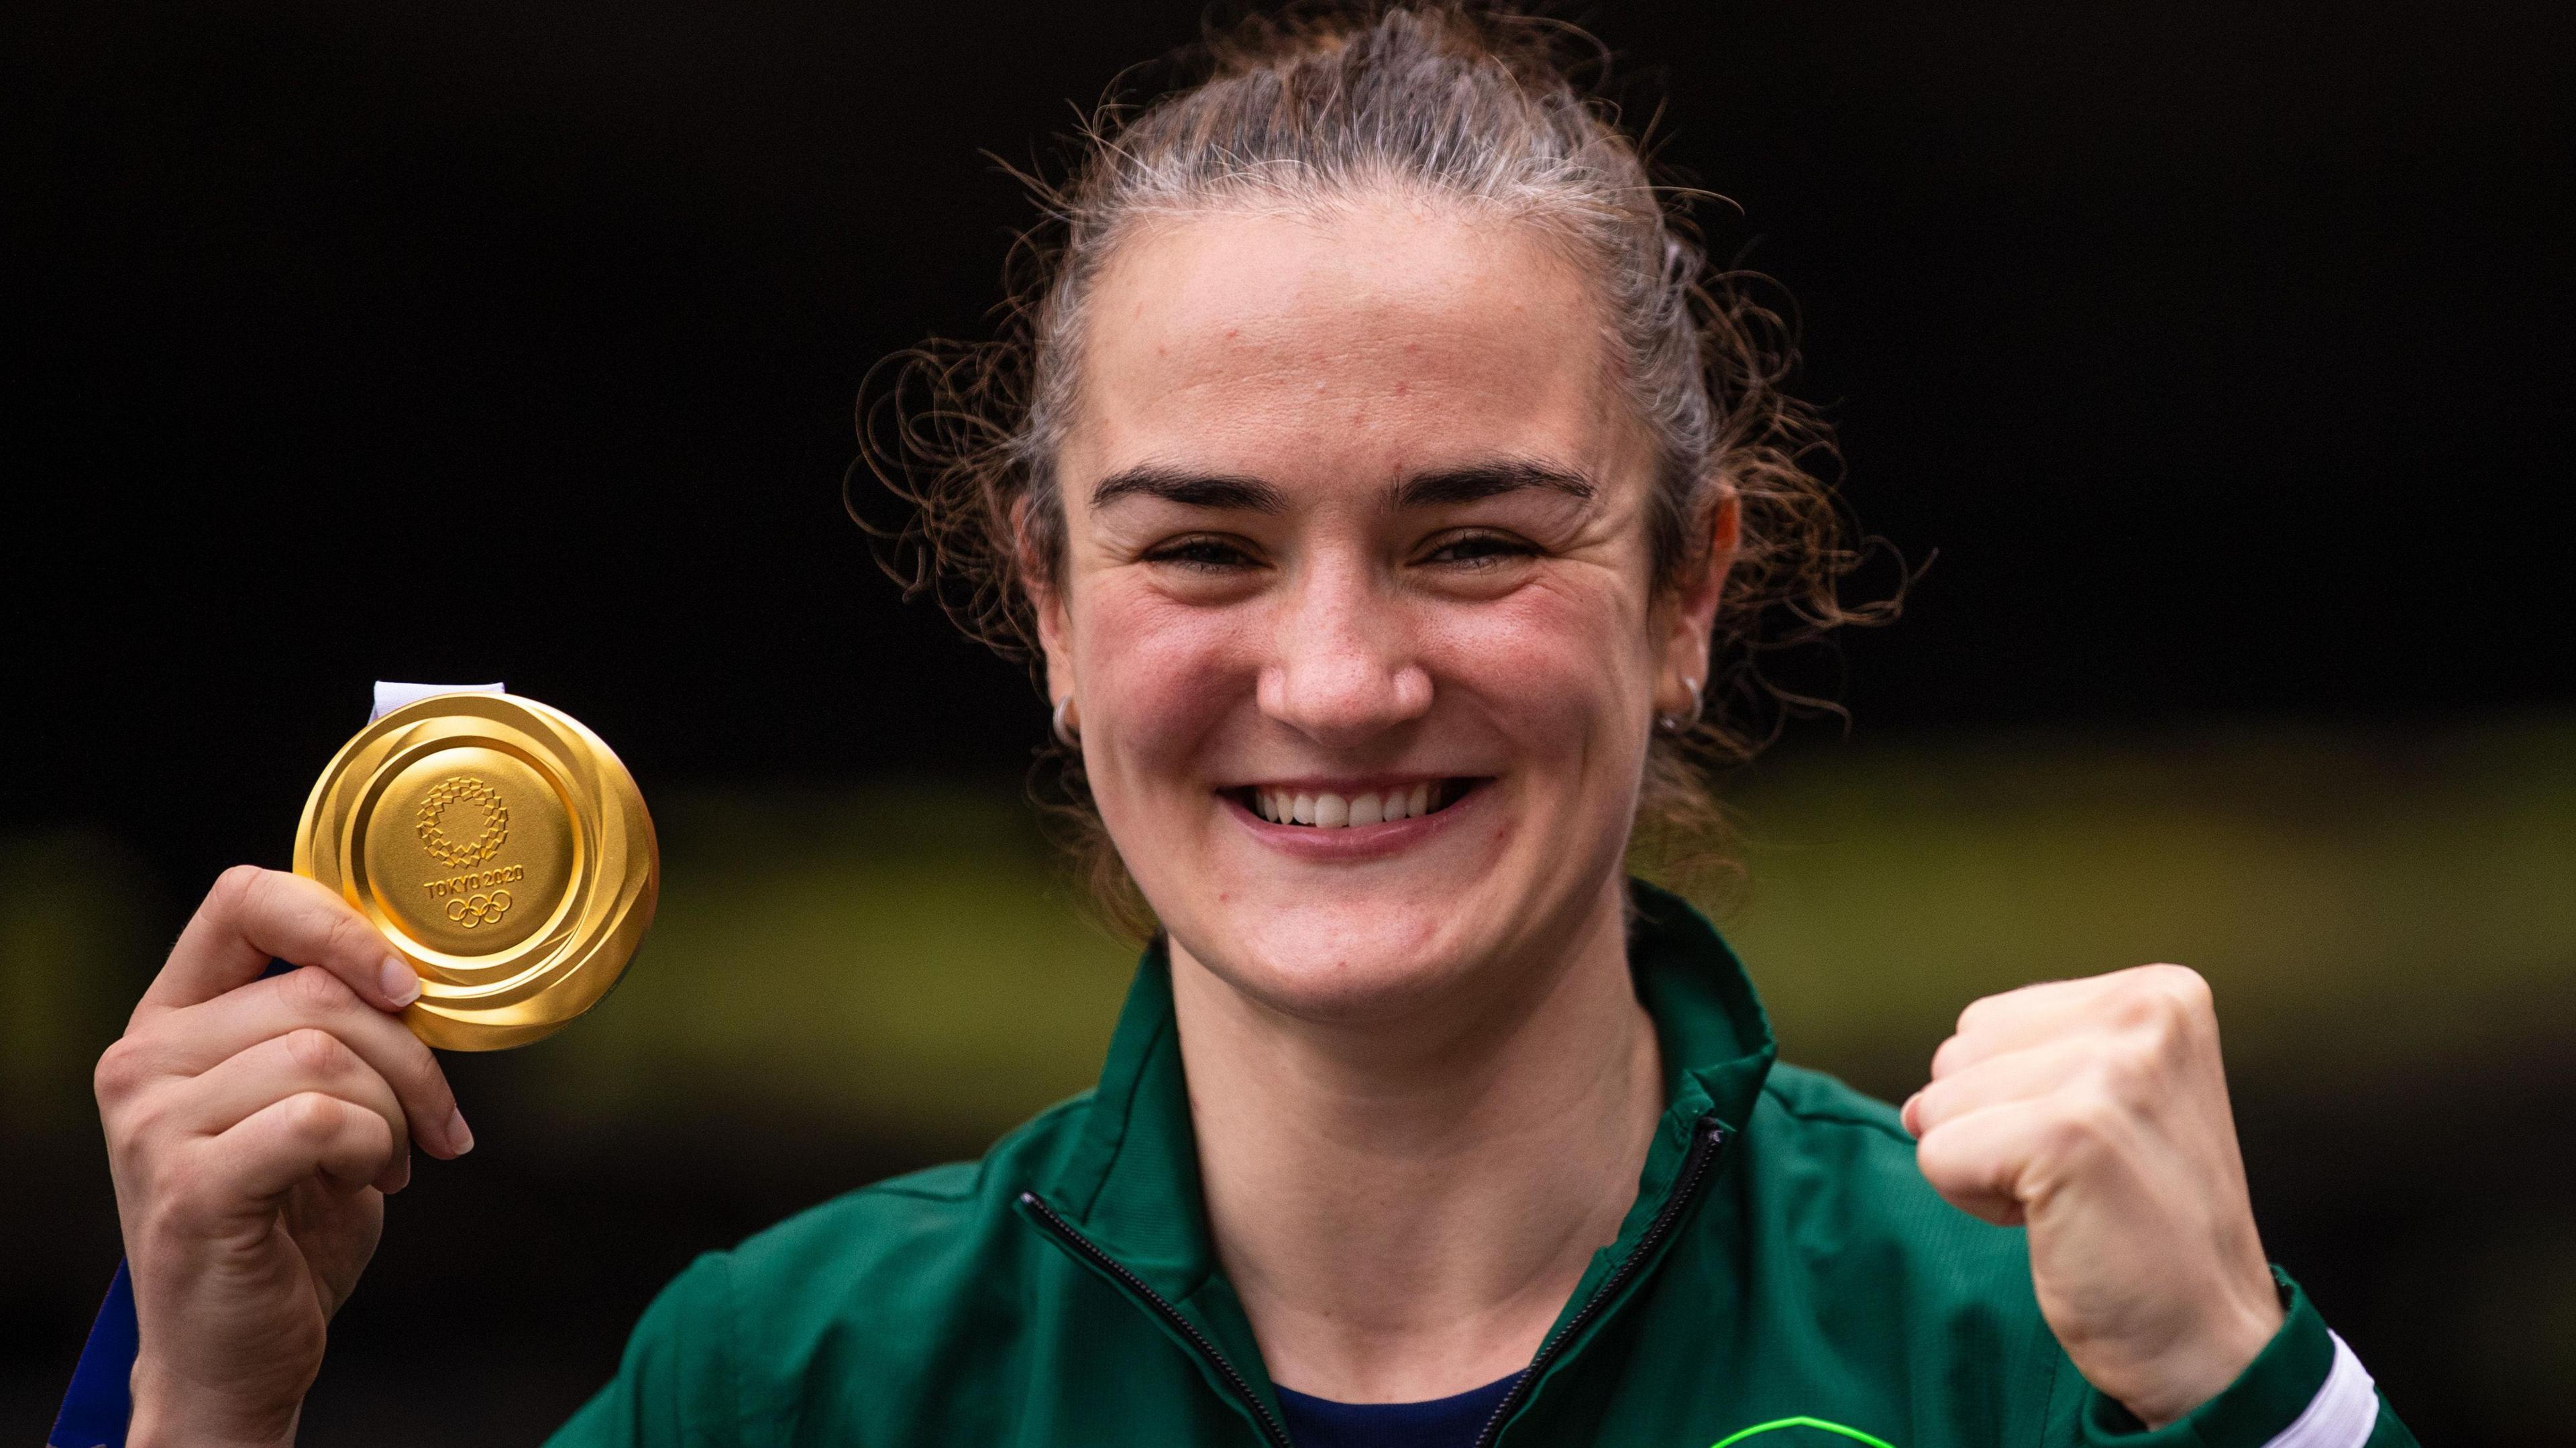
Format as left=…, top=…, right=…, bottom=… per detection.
left=1256, top=565, right=1433, bottom=746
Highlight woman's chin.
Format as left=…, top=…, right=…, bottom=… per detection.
left=1170, top=895, right=1504, bottom=1024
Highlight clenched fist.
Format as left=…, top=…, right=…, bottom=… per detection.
left=1903, top=964, right=2283, bottom=1429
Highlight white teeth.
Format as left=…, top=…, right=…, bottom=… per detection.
left=1252, top=782, right=1451, bottom=827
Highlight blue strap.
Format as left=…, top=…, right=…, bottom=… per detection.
left=50, top=1260, right=136, bottom=1448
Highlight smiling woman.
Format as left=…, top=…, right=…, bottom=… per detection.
left=77, top=5, right=2418, bottom=1448
left=860, top=9, right=1882, bottom=938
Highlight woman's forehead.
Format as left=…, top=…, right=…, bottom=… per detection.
left=1065, top=198, right=1640, bottom=494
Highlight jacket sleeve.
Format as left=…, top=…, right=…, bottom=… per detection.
left=2056, top=1269, right=2418, bottom=1448
left=547, top=1251, right=745, bottom=1448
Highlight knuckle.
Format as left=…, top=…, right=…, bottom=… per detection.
left=93, top=1036, right=149, bottom=1104
left=210, top=863, right=268, bottom=912
left=317, top=907, right=375, bottom=964
left=280, top=1027, right=353, bottom=1076
left=283, top=1091, right=347, bottom=1144
left=2139, top=962, right=2211, bottom=1011
left=1953, top=993, right=1996, bottom=1035
left=2114, top=968, right=2216, bottom=1054
left=2157, top=966, right=2218, bottom=1036
left=2112, top=975, right=2182, bottom=1032
left=2046, top=1091, right=2125, bottom=1158
left=282, top=964, right=352, bottom=1015
left=2146, top=960, right=2212, bottom=1001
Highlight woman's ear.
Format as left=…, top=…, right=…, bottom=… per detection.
left=1016, top=496, right=1078, bottom=712
left=1654, top=489, right=1740, bottom=718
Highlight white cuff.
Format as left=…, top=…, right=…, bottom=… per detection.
left=2259, top=1331, right=2377, bottom=1448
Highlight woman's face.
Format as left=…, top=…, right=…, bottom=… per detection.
left=1041, top=193, right=1729, bottom=1022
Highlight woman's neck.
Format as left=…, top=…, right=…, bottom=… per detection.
left=1167, top=877, right=1665, bottom=1403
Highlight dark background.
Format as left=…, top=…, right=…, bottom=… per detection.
left=6, top=1, right=2572, bottom=1443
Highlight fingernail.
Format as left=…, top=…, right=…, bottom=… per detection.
left=446, top=1107, right=474, bottom=1156
left=380, top=956, right=423, bottom=1007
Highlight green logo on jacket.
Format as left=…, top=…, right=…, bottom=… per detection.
left=1710, top=1417, right=1897, bottom=1448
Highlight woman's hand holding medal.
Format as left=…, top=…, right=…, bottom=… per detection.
left=95, top=866, right=469, bottom=1448
left=1905, top=965, right=2286, bottom=1428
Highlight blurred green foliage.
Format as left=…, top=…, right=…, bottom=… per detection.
left=537, top=785, right=1138, bottom=1137
left=1715, top=718, right=2576, bottom=1086
left=0, top=831, right=157, bottom=1130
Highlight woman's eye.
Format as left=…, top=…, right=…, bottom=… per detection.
left=1420, top=532, right=1538, bottom=568
left=1144, top=537, right=1259, bottom=571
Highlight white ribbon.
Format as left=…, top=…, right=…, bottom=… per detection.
left=371, top=680, right=506, bottom=722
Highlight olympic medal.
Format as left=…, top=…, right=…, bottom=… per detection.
left=292, top=692, right=658, bottom=1050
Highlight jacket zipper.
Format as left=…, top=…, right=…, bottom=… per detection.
left=1020, top=1114, right=1729, bottom=1448
left=1470, top=1115, right=1733, bottom=1448
left=1018, top=1190, right=1296, bottom=1448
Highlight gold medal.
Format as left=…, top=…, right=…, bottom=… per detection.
left=292, top=691, right=659, bottom=1050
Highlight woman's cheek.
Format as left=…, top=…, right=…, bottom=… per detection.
left=1080, top=585, right=1257, bottom=771
left=1424, top=573, right=1655, bottom=751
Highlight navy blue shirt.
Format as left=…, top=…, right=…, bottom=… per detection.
left=1274, top=1373, right=1524, bottom=1448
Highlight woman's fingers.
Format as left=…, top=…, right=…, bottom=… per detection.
left=1904, top=1035, right=2098, bottom=1137
left=182, top=1029, right=415, bottom=1193
left=213, top=1091, right=402, bottom=1201
left=141, top=866, right=421, bottom=1019
left=1928, top=964, right=2212, bottom=1080
left=151, top=966, right=470, bottom=1158
left=1911, top=1097, right=2052, bottom=1227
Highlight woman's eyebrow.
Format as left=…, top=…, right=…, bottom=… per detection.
left=1387, top=459, right=1598, bottom=510
left=1089, top=466, right=1287, bottom=512
left=1085, top=458, right=1597, bottom=512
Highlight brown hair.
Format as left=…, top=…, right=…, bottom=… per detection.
left=857, top=2, right=1894, bottom=939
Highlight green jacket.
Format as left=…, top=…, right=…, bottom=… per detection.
left=549, top=883, right=2416, bottom=1448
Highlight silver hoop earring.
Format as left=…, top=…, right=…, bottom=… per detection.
left=1051, top=695, right=1081, bottom=747
left=1656, top=675, right=1704, bottom=734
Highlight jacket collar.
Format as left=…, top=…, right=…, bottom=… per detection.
left=1034, top=878, right=1779, bottom=1316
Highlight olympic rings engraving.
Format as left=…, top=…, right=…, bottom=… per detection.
left=445, top=889, right=514, bottom=929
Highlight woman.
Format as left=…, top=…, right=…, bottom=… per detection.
left=87, top=7, right=2414, bottom=1447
